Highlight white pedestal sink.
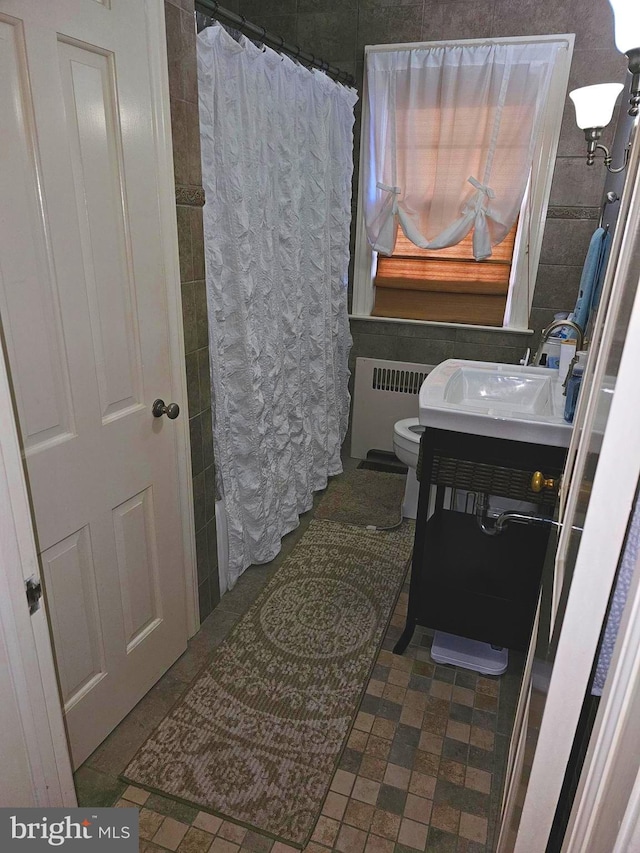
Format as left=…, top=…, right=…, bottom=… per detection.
left=419, top=359, right=573, bottom=448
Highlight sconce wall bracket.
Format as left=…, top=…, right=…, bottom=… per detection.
left=583, top=127, right=630, bottom=173
left=626, top=47, right=640, bottom=116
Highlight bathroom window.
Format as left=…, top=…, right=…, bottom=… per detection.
left=352, top=35, right=575, bottom=330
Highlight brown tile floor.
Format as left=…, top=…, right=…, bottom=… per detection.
left=76, top=466, right=524, bottom=853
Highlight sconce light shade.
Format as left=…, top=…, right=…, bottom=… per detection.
left=608, top=0, right=640, bottom=55
left=571, top=84, right=629, bottom=171
left=569, top=83, right=624, bottom=130
left=608, top=0, right=640, bottom=115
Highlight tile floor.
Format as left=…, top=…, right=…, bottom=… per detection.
left=76, top=468, right=524, bottom=853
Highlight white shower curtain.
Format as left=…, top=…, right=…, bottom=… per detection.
left=197, top=24, right=357, bottom=590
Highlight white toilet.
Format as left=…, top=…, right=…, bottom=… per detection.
left=393, top=417, right=424, bottom=519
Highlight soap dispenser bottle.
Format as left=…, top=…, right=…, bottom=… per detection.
left=564, top=350, right=588, bottom=423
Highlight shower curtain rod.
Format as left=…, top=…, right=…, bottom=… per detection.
left=194, top=0, right=356, bottom=87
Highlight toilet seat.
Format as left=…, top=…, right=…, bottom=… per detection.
left=393, top=418, right=424, bottom=520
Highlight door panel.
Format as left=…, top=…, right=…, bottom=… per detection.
left=0, top=19, right=76, bottom=455
left=40, top=526, right=105, bottom=708
left=112, top=487, right=163, bottom=651
left=58, top=39, right=145, bottom=423
left=0, top=0, right=188, bottom=766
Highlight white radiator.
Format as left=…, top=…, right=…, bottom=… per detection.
left=350, top=357, right=434, bottom=459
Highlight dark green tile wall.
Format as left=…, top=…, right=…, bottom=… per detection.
left=165, top=0, right=219, bottom=622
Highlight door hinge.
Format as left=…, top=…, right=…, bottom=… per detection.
left=25, top=577, right=42, bottom=615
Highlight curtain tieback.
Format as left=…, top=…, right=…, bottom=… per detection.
left=377, top=182, right=401, bottom=214
left=467, top=176, right=496, bottom=217
left=466, top=177, right=497, bottom=260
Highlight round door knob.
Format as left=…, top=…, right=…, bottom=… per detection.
left=152, top=399, right=180, bottom=419
left=531, top=471, right=558, bottom=493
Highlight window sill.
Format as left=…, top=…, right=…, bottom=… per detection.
left=348, top=314, right=534, bottom=335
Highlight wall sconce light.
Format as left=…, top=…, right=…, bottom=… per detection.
left=609, top=0, right=640, bottom=116
left=570, top=83, right=628, bottom=172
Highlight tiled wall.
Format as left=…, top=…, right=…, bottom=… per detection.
left=236, top=0, right=628, bottom=365
left=165, top=0, right=219, bottom=622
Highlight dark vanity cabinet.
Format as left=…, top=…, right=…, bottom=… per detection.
left=394, top=427, right=567, bottom=655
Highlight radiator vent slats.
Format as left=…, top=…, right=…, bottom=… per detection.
left=351, top=358, right=434, bottom=459
left=372, top=367, right=428, bottom=394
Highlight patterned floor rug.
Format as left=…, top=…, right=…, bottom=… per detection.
left=122, top=519, right=414, bottom=848
left=315, top=467, right=406, bottom=529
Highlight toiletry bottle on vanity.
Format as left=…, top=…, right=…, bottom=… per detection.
left=541, top=312, right=571, bottom=369
left=564, top=350, right=588, bottom=423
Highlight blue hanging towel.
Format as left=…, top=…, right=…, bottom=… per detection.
left=569, top=226, right=611, bottom=333
left=590, top=228, right=612, bottom=313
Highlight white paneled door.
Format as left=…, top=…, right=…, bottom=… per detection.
left=0, top=0, right=190, bottom=767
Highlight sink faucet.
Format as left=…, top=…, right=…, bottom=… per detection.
left=531, top=319, right=584, bottom=366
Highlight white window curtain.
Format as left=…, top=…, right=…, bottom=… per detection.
left=364, top=41, right=565, bottom=260
left=197, top=25, right=357, bottom=591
